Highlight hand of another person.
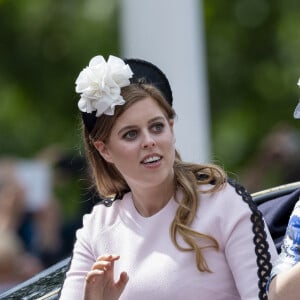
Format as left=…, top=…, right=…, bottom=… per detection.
left=83, top=254, right=129, bottom=300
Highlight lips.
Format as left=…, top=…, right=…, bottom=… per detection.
left=141, top=154, right=162, bottom=164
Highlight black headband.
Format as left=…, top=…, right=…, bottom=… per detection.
left=81, top=58, right=173, bottom=133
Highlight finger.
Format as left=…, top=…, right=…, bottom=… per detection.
left=92, top=256, right=117, bottom=283
left=84, top=270, right=105, bottom=300
left=115, top=272, right=129, bottom=295
left=85, top=269, right=105, bottom=284
left=96, top=254, right=120, bottom=262
left=91, top=260, right=112, bottom=271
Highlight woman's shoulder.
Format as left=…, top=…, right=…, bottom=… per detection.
left=197, top=178, right=253, bottom=208
left=74, top=192, right=132, bottom=246
left=81, top=195, right=125, bottom=229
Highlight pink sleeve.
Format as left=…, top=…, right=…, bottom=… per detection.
left=221, top=184, right=278, bottom=299
left=59, top=212, right=96, bottom=300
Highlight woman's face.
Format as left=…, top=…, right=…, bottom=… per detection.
left=94, top=97, right=175, bottom=189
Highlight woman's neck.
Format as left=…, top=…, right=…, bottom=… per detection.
left=130, top=179, right=175, bottom=217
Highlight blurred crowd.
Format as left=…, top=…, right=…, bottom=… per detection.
left=0, top=147, right=100, bottom=293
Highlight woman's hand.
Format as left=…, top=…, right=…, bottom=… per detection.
left=83, top=254, right=129, bottom=300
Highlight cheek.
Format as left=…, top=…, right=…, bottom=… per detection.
left=109, top=144, right=140, bottom=179
left=161, top=136, right=176, bottom=160
left=110, top=142, right=138, bottom=164
left=165, top=132, right=176, bottom=148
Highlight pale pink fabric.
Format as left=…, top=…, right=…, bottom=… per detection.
left=60, top=183, right=278, bottom=300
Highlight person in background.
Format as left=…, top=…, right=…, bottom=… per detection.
left=0, top=230, right=43, bottom=293
left=59, top=55, right=277, bottom=300
left=240, top=122, right=300, bottom=193
left=268, top=79, right=300, bottom=300
left=0, top=159, right=43, bottom=292
left=14, top=157, right=63, bottom=268
left=0, top=155, right=64, bottom=269
left=0, top=158, right=25, bottom=233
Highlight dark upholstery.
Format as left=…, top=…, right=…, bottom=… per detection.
left=257, top=185, right=300, bottom=252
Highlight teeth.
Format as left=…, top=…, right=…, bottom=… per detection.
left=143, top=156, right=160, bottom=163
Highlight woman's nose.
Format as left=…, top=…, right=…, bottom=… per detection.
left=141, top=132, right=156, bottom=149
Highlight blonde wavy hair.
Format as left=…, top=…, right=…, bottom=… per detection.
left=83, top=84, right=227, bottom=272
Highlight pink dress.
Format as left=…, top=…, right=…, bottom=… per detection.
left=59, top=182, right=278, bottom=300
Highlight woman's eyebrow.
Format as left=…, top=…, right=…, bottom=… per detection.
left=117, top=116, right=165, bottom=137
left=117, top=125, right=137, bottom=137
left=149, top=116, right=165, bottom=123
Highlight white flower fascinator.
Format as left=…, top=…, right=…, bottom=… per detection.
left=78, top=55, right=173, bottom=133
left=75, top=55, right=133, bottom=117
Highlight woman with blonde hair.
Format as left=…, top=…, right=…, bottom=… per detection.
left=59, top=55, right=277, bottom=300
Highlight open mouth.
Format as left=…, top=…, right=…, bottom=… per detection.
left=141, top=155, right=162, bottom=165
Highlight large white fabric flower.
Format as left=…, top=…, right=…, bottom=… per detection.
left=75, top=55, right=133, bottom=117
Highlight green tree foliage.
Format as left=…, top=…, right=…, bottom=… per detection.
left=1, top=0, right=300, bottom=190
left=204, top=0, right=300, bottom=181
left=0, top=0, right=119, bottom=156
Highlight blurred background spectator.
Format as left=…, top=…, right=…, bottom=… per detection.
left=240, top=122, right=300, bottom=193
left=0, top=158, right=24, bottom=233
left=0, top=158, right=43, bottom=292
left=0, top=149, right=101, bottom=292
left=14, top=157, right=63, bottom=268
left=0, top=230, right=42, bottom=293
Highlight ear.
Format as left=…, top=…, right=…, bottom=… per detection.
left=169, top=119, right=176, bottom=144
left=93, top=140, right=113, bottom=163
left=169, top=119, right=174, bottom=131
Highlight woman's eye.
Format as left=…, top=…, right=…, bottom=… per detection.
left=123, top=130, right=137, bottom=140
left=152, top=123, right=164, bottom=133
